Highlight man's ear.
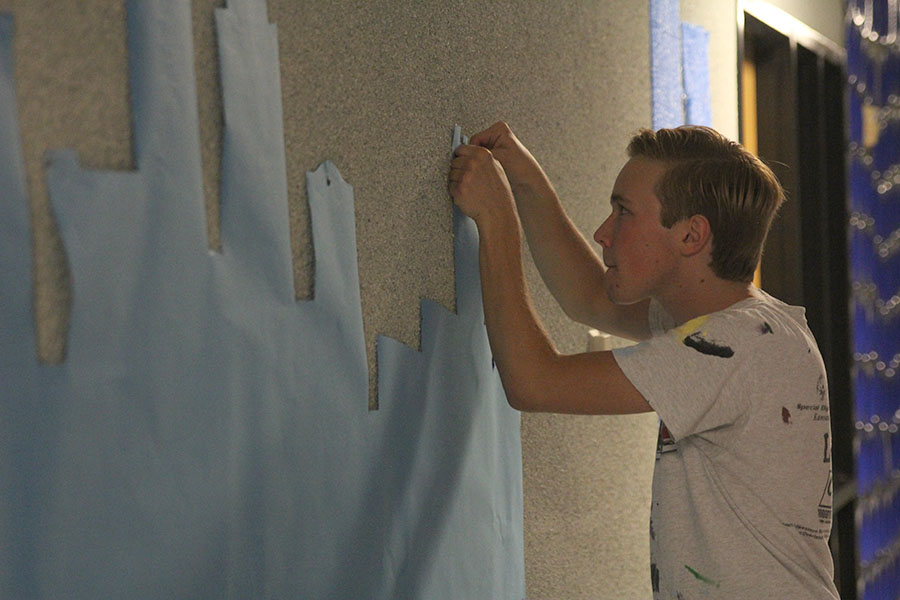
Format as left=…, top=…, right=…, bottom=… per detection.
left=678, top=214, right=712, bottom=257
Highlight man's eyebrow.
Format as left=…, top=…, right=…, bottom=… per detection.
left=610, top=194, right=630, bottom=206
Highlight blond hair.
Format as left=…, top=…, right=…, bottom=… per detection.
left=627, top=126, right=784, bottom=282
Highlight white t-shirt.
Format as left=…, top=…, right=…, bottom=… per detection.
left=613, top=291, right=839, bottom=599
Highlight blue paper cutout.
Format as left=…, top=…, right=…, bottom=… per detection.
left=650, top=0, right=712, bottom=129
left=681, top=23, right=712, bottom=127
left=0, top=2, right=523, bottom=599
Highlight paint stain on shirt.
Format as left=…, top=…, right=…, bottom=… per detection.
left=683, top=332, right=734, bottom=358
left=675, top=314, right=712, bottom=337
left=684, top=564, right=720, bottom=587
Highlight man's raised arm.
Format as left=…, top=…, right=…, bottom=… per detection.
left=469, top=122, right=650, bottom=341
left=447, top=141, right=652, bottom=415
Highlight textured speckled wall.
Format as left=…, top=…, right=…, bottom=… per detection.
left=1, top=0, right=817, bottom=597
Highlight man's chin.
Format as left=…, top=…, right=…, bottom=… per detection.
left=605, top=285, right=646, bottom=307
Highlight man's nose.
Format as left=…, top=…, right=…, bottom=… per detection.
left=593, top=216, right=612, bottom=248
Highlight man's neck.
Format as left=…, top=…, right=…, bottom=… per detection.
left=656, top=276, right=757, bottom=327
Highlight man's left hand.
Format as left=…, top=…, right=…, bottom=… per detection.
left=448, top=144, right=517, bottom=229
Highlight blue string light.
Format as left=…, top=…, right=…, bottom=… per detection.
left=847, top=0, right=900, bottom=596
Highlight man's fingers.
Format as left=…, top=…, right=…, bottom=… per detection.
left=470, top=121, right=511, bottom=148
left=453, top=145, right=494, bottom=166
left=449, top=150, right=492, bottom=183
left=469, top=130, right=500, bottom=149
left=449, top=144, right=504, bottom=204
left=453, top=143, right=473, bottom=156
left=449, top=157, right=469, bottom=179
left=447, top=178, right=464, bottom=200
left=453, top=143, right=490, bottom=156
left=468, top=131, right=492, bottom=147
left=448, top=161, right=473, bottom=198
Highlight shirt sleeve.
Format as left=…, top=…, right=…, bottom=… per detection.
left=612, top=310, right=752, bottom=441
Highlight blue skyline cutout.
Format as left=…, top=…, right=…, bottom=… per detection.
left=0, top=2, right=524, bottom=598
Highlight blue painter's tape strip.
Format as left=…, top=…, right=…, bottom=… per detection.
left=682, top=22, right=712, bottom=127
left=650, top=0, right=684, bottom=129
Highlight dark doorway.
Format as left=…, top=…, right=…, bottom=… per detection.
left=739, top=4, right=855, bottom=597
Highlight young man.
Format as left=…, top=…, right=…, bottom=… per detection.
left=448, top=122, right=839, bottom=599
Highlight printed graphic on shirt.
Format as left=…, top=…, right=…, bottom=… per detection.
left=818, top=470, right=833, bottom=525
left=781, top=468, right=833, bottom=539
left=656, top=421, right=676, bottom=459
left=780, top=371, right=833, bottom=540
left=782, top=406, right=792, bottom=424
left=794, top=399, right=830, bottom=423
left=820, top=429, right=833, bottom=521
left=780, top=520, right=831, bottom=540
left=759, top=321, right=774, bottom=335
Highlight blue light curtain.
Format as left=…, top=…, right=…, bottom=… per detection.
left=847, top=0, right=900, bottom=596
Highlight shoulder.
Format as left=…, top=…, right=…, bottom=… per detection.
left=642, top=292, right=820, bottom=377
left=731, top=291, right=820, bottom=359
left=684, top=291, right=812, bottom=343
left=619, top=291, right=819, bottom=374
